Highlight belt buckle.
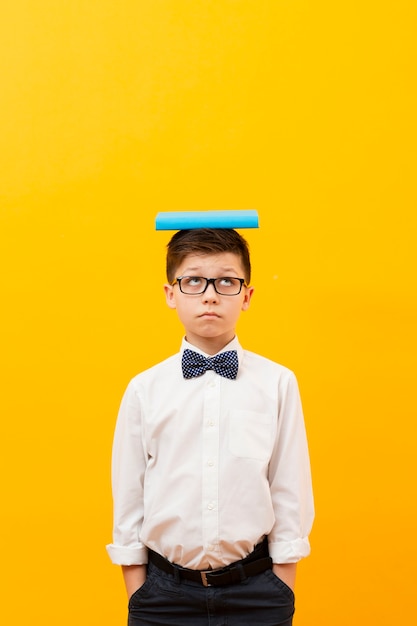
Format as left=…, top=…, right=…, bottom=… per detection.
left=200, top=570, right=212, bottom=587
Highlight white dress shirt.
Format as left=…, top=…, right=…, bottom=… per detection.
left=106, top=337, right=314, bottom=569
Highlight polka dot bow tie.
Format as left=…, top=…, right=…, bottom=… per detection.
left=181, top=349, right=239, bottom=380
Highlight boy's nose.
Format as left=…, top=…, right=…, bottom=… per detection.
left=202, top=282, right=219, bottom=300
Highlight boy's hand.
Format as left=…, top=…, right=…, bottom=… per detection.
left=122, top=564, right=147, bottom=599
left=272, top=563, right=297, bottom=592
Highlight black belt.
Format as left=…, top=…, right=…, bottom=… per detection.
left=148, top=540, right=272, bottom=587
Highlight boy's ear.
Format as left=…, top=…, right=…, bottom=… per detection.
left=164, top=284, right=177, bottom=309
left=241, top=286, right=254, bottom=311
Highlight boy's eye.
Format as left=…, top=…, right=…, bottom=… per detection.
left=218, top=278, right=234, bottom=287
left=185, top=277, right=203, bottom=286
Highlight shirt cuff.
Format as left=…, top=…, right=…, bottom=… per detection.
left=106, top=543, right=148, bottom=565
left=268, top=537, right=311, bottom=564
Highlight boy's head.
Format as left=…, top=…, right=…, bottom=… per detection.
left=164, top=228, right=254, bottom=354
left=166, top=228, right=251, bottom=285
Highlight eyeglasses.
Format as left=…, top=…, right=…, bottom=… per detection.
left=173, top=276, right=248, bottom=296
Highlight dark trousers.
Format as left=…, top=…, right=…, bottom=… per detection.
left=128, top=560, right=295, bottom=626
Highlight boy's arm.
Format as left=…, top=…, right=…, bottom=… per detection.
left=268, top=371, right=314, bottom=570
left=272, top=563, right=297, bottom=591
left=122, top=564, right=147, bottom=599
left=107, top=380, right=149, bottom=566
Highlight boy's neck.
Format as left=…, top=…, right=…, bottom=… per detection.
left=185, top=334, right=236, bottom=356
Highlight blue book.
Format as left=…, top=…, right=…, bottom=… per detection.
left=155, top=210, right=259, bottom=230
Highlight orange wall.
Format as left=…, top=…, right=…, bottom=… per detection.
left=1, top=2, right=416, bottom=624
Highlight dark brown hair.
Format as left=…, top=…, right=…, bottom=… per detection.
left=166, top=228, right=251, bottom=284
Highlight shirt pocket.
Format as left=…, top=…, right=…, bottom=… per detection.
left=228, top=410, right=273, bottom=461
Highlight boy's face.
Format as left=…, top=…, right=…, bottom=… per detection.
left=164, top=252, right=254, bottom=354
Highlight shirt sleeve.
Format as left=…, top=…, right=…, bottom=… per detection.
left=106, top=380, right=148, bottom=565
left=267, top=370, right=314, bottom=564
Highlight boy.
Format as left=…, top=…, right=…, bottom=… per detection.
left=107, top=228, right=314, bottom=626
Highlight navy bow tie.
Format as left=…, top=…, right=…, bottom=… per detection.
left=182, top=349, right=239, bottom=380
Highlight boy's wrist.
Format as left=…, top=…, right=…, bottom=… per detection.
left=122, top=564, right=147, bottom=599
left=272, top=562, right=297, bottom=592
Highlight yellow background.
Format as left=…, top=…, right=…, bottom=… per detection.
left=1, top=1, right=416, bottom=624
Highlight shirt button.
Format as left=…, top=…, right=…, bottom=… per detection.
left=207, top=502, right=215, bottom=510
left=207, top=544, right=214, bottom=551
left=208, top=420, right=215, bottom=427
left=208, top=459, right=214, bottom=466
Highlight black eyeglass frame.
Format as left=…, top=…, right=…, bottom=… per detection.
left=172, top=276, right=248, bottom=296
